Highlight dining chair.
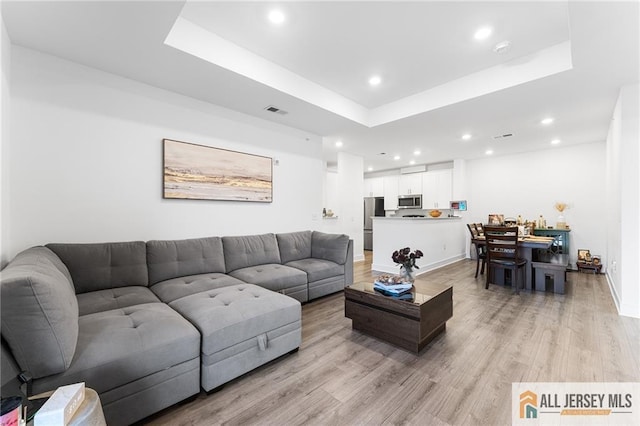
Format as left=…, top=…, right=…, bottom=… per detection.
left=466, top=223, right=486, bottom=278
left=484, top=225, right=527, bottom=294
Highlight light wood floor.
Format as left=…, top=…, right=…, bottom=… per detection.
left=144, top=253, right=640, bottom=425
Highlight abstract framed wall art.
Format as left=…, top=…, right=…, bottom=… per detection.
left=163, top=139, right=273, bottom=202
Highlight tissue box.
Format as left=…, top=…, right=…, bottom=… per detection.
left=35, top=383, right=85, bottom=426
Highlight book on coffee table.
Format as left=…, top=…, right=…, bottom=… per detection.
left=373, top=280, right=413, bottom=295
left=373, top=288, right=414, bottom=299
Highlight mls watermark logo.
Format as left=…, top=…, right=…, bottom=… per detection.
left=512, top=382, right=640, bottom=425
left=519, top=390, right=537, bottom=419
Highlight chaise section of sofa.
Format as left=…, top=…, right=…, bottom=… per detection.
left=1, top=243, right=201, bottom=426
left=146, top=235, right=302, bottom=392
left=169, top=284, right=301, bottom=391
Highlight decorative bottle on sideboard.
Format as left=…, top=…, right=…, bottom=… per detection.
left=537, top=215, right=546, bottom=228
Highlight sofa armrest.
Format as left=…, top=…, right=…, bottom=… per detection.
left=344, top=240, right=354, bottom=287
left=1, top=247, right=79, bottom=378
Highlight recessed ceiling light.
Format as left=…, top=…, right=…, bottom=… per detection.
left=462, top=133, right=472, bottom=140
left=493, top=40, right=511, bottom=54
left=551, top=139, right=561, bottom=145
left=268, top=10, right=286, bottom=25
left=409, top=160, right=416, bottom=165
left=335, top=140, right=343, bottom=147
left=393, top=155, right=400, bottom=160
left=369, top=75, right=382, bottom=86
left=413, top=150, right=421, bottom=156
left=541, top=117, right=554, bottom=125
left=485, top=149, right=493, bottom=155
left=474, top=26, right=492, bottom=41
left=367, top=166, right=373, bottom=171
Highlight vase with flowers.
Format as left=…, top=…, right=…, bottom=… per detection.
left=391, top=247, right=423, bottom=283
left=555, top=202, right=568, bottom=229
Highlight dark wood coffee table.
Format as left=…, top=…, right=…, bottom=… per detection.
left=344, top=280, right=453, bottom=353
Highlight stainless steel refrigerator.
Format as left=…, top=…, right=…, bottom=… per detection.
left=364, top=197, right=385, bottom=250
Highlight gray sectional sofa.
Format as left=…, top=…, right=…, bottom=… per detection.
left=0, top=231, right=353, bottom=425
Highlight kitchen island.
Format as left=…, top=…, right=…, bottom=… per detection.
left=372, top=217, right=465, bottom=275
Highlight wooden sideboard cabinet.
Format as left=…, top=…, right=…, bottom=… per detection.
left=533, top=228, right=571, bottom=255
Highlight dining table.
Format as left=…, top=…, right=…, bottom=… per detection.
left=472, top=235, right=554, bottom=291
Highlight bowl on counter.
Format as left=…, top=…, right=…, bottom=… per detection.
left=429, top=210, right=442, bottom=218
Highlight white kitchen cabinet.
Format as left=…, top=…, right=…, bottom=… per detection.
left=363, top=177, right=384, bottom=197
left=383, top=175, right=399, bottom=210
left=398, top=173, right=422, bottom=195
left=422, top=169, right=453, bottom=209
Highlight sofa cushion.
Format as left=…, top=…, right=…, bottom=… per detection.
left=76, top=286, right=160, bottom=316
left=285, top=258, right=345, bottom=282
left=222, top=234, right=281, bottom=272
left=47, top=241, right=148, bottom=294
left=228, top=264, right=307, bottom=293
left=311, top=231, right=350, bottom=264
left=0, top=247, right=79, bottom=378
left=276, top=231, right=312, bottom=264
left=150, top=273, right=246, bottom=303
left=146, top=237, right=226, bottom=285
left=169, top=284, right=300, bottom=357
left=33, top=303, right=200, bottom=396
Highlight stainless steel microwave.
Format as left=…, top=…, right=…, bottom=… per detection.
left=397, top=195, right=422, bottom=209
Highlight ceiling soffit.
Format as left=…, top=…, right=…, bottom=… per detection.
left=165, top=2, right=572, bottom=128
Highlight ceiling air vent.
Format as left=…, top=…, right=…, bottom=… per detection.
left=493, top=133, right=513, bottom=139
left=264, top=105, right=288, bottom=115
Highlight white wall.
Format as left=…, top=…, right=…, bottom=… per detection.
left=465, top=142, right=607, bottom=269
left=320, top=152, right=364, bottom=260
left=0, top=13, right=11, bottom=267
left=606, top=93, right=623, bottom=310
left=323, top=166, right=339, bottom=216
left=336, top=151, right=364, bottom=261
left=5, top=46, right=326, bottom=260
left=606, top=84, right=640, bottom=318
left=321, top=154, right=364, bottom=261
left=451, top=159, right=467, bottom=201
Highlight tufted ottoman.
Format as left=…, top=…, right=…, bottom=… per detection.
left=168, top=284, right=301, bottom=391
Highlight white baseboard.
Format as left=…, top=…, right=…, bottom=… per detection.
left=605, top=272, right=640, bottom=318
left=605, top=271, right=621, bottom=314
